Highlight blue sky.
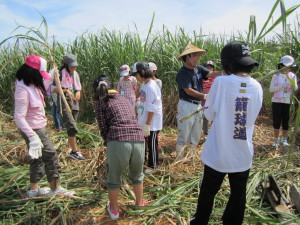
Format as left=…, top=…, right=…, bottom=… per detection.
left=0, top=0, right=299, bottom=43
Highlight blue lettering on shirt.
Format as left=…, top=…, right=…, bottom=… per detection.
left=233, top=127, right=247, bottom=140
left=234, top=112, right=247, bottom=126
left=233, top=97, right=249, bottom=140
left=235, top=97, right=249, bottom=111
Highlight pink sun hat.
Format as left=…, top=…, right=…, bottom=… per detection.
left=25, top=55, right=52, bottom=80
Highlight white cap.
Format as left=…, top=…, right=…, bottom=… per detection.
left=119, top=64, right=130, bottom=76
left=148, top=62, right=157, bottom=72
left=132, top=62, right=138, bottom=73
left=205, top=60, right=214, bottom=67
left=280, top=55, right=294, bottom=67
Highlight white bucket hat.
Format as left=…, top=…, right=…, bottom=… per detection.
left=119, top=64, right=130, bottom=76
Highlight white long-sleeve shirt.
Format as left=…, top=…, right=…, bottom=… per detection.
left=269, top=72, right=298, bottom=104
left=202, top=75, right=263, bottom=173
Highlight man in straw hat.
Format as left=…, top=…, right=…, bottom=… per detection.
left=175, top=43, right=221, bottom=160
left=190, top=40, right=263, bottom=224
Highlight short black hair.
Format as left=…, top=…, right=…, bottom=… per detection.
left=16, top=64, right=46, bottom=94
left=277, top=63, right=285, bottom=70
left=59, top=64, right=70, bottom=73
left=138, top=69, right=153, bottom=79
left=182, top=54, right=191, bottom=63
left=221, top=57, right=257, bottom=75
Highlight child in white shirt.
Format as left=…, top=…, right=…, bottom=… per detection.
left=134, top=62, right=163, bottom=173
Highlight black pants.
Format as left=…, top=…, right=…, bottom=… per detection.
left=272, top=102, right=290, bottom=130
left=146, top=131, right=159, bottom=169
left=191, top=165, right=250, bottom=225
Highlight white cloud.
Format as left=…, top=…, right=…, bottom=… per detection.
left=0, top=3, right=43, bottom=41
left=0, top=0, right=299, bottom=44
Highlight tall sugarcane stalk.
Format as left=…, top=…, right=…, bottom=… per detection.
left=47, top=48, right=71, bottom=113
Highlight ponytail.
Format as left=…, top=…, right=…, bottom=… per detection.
left=93, top=75, right=114, bottom=103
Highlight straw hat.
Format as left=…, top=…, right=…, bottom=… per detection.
left=177, top=43, right=206, bottom=61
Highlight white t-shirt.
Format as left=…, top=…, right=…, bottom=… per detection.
left=137, top=80, right=163, bottom=131
left=202, top=75, right=263, bottom=173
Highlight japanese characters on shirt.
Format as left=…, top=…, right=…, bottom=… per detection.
left=233, top=97, right=249, bottom=140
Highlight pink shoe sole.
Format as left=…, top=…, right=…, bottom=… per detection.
left=136, top=200, right=148, bottom=206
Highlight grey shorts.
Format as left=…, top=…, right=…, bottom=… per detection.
left=106, top=141, right=145, bottom=190
left=21, top=128, right=61, bottom=183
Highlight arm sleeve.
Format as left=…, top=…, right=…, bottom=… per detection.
left=269, top=75, right=283, bottom=93
left=293, top=74, right=298, bottom=91
left=95, top=102, right=108, bottom=140
left=144, top=86, right=159, bottom=112
left=117, top=78, right=121, bottom=92
left=132, top=77, right=137, bottom=91
left=157, top=79, right=162, bottom=89
left=204, top=80, right=218, bottom=121
left=74, top=73, right=82, bottom=91
left=197, top=66, right=210, bottom=80
left=14, top=86, right=36, bottom=137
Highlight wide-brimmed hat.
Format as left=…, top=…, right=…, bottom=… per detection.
left=221, top=41, right=259, bottom=66
left=25, top=55, right=52, bottom=80
left=279, top=55, right=294, bottom=67
left=63, top=54, right=78, bottom=67
left=177, top=43, right=206, bottom=61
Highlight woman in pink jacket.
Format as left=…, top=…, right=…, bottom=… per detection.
left=14, top=55, right=74, bottom=197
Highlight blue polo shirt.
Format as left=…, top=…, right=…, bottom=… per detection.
left=176, top=65, right=210, bottom=102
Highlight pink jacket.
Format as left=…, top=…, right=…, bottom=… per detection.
left=14, top=80, right=47, bottom=137
left=61, top=68, right=81, bottom=91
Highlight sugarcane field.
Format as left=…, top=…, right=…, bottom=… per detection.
left=1, top=1, right=300, bottom=224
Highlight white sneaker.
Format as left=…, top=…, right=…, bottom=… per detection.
left=272, top=138, right=280, bottom=148
left=281, top=138, right=289, bottom=146
left=50, top=186, right=75, bottom=196
left=144, top=169, right=154, bottom=174
left=26, top=187, right=51, bottom=198
left=107, top=202, right=120, bottom=220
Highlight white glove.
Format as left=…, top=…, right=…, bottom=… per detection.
left=28, top=135, right=43, bottom=159
left=142, top=124, right=151, bottom=137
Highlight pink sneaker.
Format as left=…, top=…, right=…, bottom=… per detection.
left=107, top=202, right=120, bottom=220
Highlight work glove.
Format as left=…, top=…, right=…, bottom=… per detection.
left=28, top=135, right=43, bottom=159
left=142, top=124, right=151, bottom=137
